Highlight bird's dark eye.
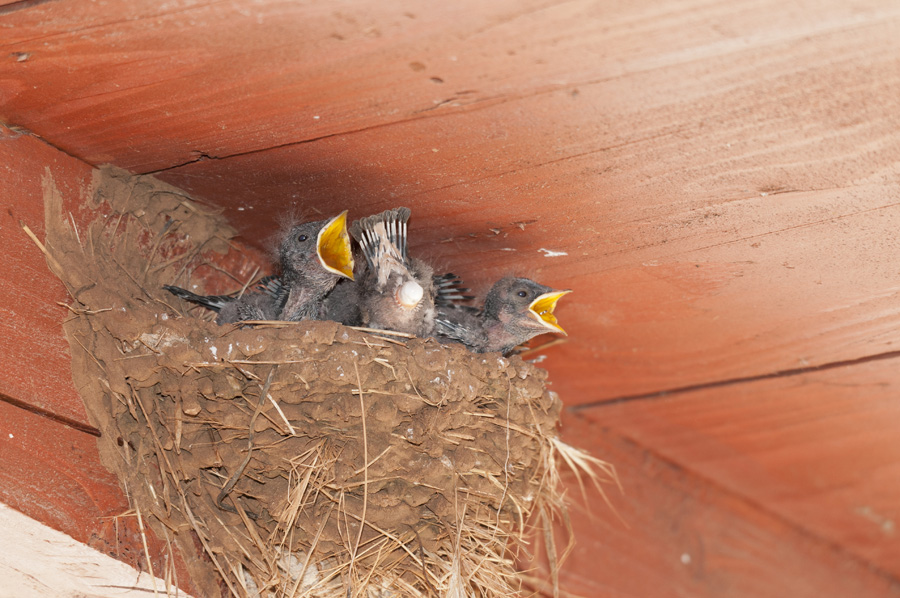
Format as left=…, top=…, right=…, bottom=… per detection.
left=517, top=290, right=528, bottom=298
left=297, top=234, right=308, bottom=242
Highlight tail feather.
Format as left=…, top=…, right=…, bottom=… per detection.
left=433, top=272, right=475, bottom=306
left=435, top=317, right=470, bottom=342
left=163, top=285, right=230, bottom=312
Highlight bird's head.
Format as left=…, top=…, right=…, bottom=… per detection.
left=486, top=277, right=571, bottom=335
left=280, top=211, right=355, bottom=284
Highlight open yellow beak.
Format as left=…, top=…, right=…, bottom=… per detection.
left=317, top=211, right=355, bottom=280
left=528, top=290, right=571, bottom=335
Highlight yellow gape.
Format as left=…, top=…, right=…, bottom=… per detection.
left=528, top=289, right=572, bottom=334
left=316, top=210, right=355, bottom=280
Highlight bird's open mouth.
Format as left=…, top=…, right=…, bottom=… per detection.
left=317, top=211, right=355, bottom=280
left=528, top=290, right=571, bottom=334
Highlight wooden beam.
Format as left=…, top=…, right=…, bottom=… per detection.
left=575, top=355, right=900, bottom=580
left=0, top=400, right=186, bottom=585
left=2, top=0, right=898, bottom=173
left=0, top=125, right=96, bottom=425
left=541, top=417, right=900, bottom=597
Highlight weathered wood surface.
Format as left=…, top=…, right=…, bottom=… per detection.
left=535, top=415, right=900, bottom=598
left=0, top=399, right=188, bottom=589
left=584, top=355, right=900, bottom=580
left=0, top=125, right=96, bottom=425
left=4, top=0, right=899, bottom=403
left=2, top=0, right=900, bottom=595
left=0, top=129, right=205, bottom=593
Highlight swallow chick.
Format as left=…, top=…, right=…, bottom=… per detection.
left=435, top=277, right=570, bottom=355
left=349, top=207, right=436, bottom=336
left=277, top=211, right=355, bottom=321
left=164, top=211, right=354, bottom=324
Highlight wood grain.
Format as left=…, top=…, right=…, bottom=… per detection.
left=543, top=416, right=900, bottom=598
left=581, top=355, right=900, bottom=579
left=154, top=94, right=900, bottom=406
left=0, top=400, right=191, bottom=588
left=0, top=501, right=194, bottom=598
left=0, top=128, right=250, bottom=595
left=0, top=125, right=96, bottom=425
left=1, top=0, right=898, bottom=172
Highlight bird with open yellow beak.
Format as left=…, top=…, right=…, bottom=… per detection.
left=435, top=277, right=570, bottom=355
left=164, top=211, right=354, bottom=324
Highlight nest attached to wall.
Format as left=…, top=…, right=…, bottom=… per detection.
left=37, top=167, right=614, bottom=598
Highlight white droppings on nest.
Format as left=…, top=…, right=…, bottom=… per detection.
left=397, top=279, right=424, bottom=308
left=137, top=331, right=189, bottom=350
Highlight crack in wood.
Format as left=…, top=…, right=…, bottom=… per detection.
left=570, top=348, right=900, bottom=411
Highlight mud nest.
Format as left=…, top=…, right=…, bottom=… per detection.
left=37, top=167, right=613, bottom=597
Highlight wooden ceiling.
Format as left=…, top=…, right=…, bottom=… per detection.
left=2, top=0, right=900, bottom=595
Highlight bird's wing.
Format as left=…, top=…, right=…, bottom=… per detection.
left=351, top=208, right=412, bottom=289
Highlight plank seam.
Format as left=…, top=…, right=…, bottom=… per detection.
left=0, top=391, right=100, bottom=437
left=589, top=421, right=900, bottom=589
left=570, top=348, right=900, bottom=411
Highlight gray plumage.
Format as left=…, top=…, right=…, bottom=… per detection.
left=164, top=214, right=352, bottom=324
left=435, top=277, right=568, bottom=355
left=163, top=278, right=283, bottom=324
left=321, top=277, right=363, bottom=326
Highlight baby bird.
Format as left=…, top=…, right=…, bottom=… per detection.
left=164, top=211, right=354, bottom=324
left=349, top=207, right=436, bottom=336
left=435, top=277, right=570, bottom=355
left=322, top=271, right=469, bottom=326
left=278, top=211, right=355, bottom=321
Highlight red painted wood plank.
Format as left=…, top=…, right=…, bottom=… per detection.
left=0, top=2, right=898, bottom=594
left=579, top=356, right=900, bottom=579
left=0, top=127, right=258, bottom=593
left=0, top=126, right=96, bottom=426
left=0, top=401, right=196, bottom=590
left=156, top=115, right=900, bottom=409
left=3, top=1, right=899, bottom=408
left=1, top=0, right=898, bottom=172
left=539, top=418, right=900, bottom=597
